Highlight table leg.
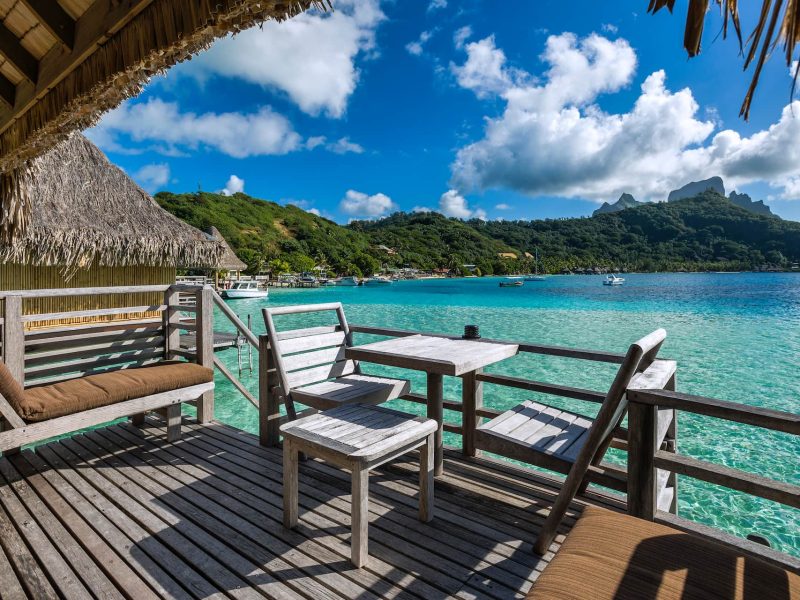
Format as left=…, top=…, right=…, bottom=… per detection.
left=461, top=368, right=483, bottom=457
left=427, top=372, right=444, bottom=476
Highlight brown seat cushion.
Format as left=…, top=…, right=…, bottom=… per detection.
left=19, top=362, right=213, bottom=422
left=527, top=506, right=799, bottom=600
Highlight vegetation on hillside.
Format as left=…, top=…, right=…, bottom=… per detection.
left=157, top=190, right=800, bottom=275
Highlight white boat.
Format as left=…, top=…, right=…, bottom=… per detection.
left=603, top=275, right=625, bottom=286
left=364, top=276, right=392, bottom=286
left=338, top=276, right=359, bottom=286
left=323, top=279, right=339, bottom=286
left=223, top=280, right=269, bottom=299
left=524, top=248, right=546, bottom=281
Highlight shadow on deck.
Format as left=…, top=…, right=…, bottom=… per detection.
left=0, top=417, right=623, bottom=600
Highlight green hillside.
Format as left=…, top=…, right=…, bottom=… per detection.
left=156, top=190, right=800, bottom=275
left=473, top=192, right=800, bottom=272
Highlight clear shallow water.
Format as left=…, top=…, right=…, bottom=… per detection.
left=209, top=273, right=800, bottom=556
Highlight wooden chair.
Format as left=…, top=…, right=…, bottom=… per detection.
left=472, top=328, right=674, bottom=554
left=262, top=303, right=410, bottom=420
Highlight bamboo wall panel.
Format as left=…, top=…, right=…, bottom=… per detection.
left=0, top=263, right=175, bottom=329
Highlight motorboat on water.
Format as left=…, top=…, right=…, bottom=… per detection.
left=364, top=276, right=392, bottom=286
left=222, top=280, right=269, bottom=299
left=338, top=276, right=360, bottom=286
left=603, top=275, right=625, bottom=286
left=499, top=277, right=524, bottom=288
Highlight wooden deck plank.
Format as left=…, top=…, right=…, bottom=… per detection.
left=0, top=516, right=28, bottom=600
left=0, top=417, right=586, bottom=600
left=0, top=458, right=124, bottom=599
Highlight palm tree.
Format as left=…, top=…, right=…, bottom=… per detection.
left=649, top=0, right=800, bottom=119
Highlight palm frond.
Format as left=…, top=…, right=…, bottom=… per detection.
left=649, top=0, right=800, bottom=119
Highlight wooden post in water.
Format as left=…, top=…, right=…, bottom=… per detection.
left=627, top=400, right=659, bottom=520
left=195, top=287, right=214, bottom=423
left=259, top=334, right=281, bottom=447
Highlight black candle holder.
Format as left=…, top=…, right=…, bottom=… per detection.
left=463, top=324, right=480, bottom=339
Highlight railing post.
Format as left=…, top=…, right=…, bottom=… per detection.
left=665, top=371, right=678, bottom=514
left=627, top=398, right=659, bottom=520
left=163, top=286, right=181, bottom=360
left=462, top=368, right=483, bottom=457
left=3, top=295, right=24, bottom=386
left=259, top=334, right=280, bottom=447
left=195, top=286, right=214, bottom=423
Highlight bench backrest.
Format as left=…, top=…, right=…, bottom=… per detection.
left=262, top=303, right=360, bottom=407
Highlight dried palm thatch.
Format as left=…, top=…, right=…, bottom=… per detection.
left=0, top=0, right=326, bottom=243
left=0, top=133, right=223, bottom=277
left=207, top=226, right=247, bottom=272
left=648, top=0, right=800, bottom=119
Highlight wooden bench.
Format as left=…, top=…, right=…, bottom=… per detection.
left=281, top=404, right=437, bottom=567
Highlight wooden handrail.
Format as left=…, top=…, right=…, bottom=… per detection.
left=349, top=324, right=627, bottom=363
left=211, top=289, right=259, bottom=349
left=476, top=373, right=607, bottom=403
left=0, top=284, right=173, bottom=298
left=628, top=389, right=799, bottom=435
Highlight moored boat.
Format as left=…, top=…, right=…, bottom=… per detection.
left=364, top=276, right=392, bottom=286
left=338, top=276, right=360, bottom=286
left=499, top=277, right=524, bottom=287
left=603, top=275, right=625, bottom=286
left=222, top=280, right=269, bottom=298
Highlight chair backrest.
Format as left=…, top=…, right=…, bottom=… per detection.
left=262, top=303, right=359, bottom=406
left=581, top=328, right=667, bottom=467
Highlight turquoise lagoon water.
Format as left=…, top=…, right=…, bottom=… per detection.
left=208, top=273, right=800, bottom=556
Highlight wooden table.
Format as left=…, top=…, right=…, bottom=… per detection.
left=346, top=335, right=519, bottom=475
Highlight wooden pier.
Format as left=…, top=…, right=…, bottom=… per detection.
left=0, top=416, right=601, bottom=599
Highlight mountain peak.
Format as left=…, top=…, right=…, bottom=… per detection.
left=592, top=192, right=642, bottom=216
left=668, top=176, right=725, bottom=202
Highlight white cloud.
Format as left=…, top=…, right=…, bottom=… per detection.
left=453, top=26, right=472, bottom=50
left=428, top=0, right=447, bottom=11
left=307, top=208, right=322, bottom=216
left=412, top=205, right=433, bottom=212
left=220, top=174, right=245, bottom=196
left=179, top=0, right=385, bottom=118
left=601, top=23, right=619, bottom=34
left=438, top=189, right=486, bottom=220
left=339, top=189, right=397, bottom=217
left=134, top=163, right=170, bottom=192
left=327, top=137, right=365, bottom=154
left=90, top=98, right=301, bottom=158
left=495, top=203, right=511, bottom=210
left=450, top=32, right=800, bottom=202
left=450, top=35, right=524, bottom=98
left=406, top=30, right=434, bottom=56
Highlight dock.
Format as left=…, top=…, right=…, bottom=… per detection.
left=0, top=416, right=596, bottom=599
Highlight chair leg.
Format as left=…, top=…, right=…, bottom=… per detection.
left=165, top=404, right=182, bottom=443
left=351, top=467, right=369, bottom=568
left=533, top=467, right=586, bottom=555
left=283, top=440, right=299, bottom=529
left=419, top=433, right=434, bottom=523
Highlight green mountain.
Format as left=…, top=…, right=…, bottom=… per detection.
left=592, top=193, right=645, bottom=217
left=473, top=192, right=800, bottom=272
left=156, top=190, right=800, bottom=275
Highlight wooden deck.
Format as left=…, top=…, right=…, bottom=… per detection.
left=0, top=417, right=623, bottom=600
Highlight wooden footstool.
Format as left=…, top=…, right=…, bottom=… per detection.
left=281, top=404, right=438, bottom=567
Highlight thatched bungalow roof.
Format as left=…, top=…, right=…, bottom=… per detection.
left=0, top=0, right=324, bottom=241
left=206, top=226, right=246, bottom=272
left=0, top=133, right=222, bottom=272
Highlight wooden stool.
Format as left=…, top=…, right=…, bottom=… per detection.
left=281, top=404, right=437, bottom=567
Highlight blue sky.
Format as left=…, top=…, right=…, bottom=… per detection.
left=87, top=0, right=800, bottom=222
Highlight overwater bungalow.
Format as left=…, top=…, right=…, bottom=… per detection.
left=0, top=133, right=223, bottom=329
left=0, top=1, right=797, bottom=599
left=206, top=226, right=247, bottom=287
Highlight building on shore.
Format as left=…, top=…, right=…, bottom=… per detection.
left=0, top=134, right=223, bottom=328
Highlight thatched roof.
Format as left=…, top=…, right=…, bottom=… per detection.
left=0, top=133, right=223, bottom=272
left=649, top=0, right=800, bottom=119
left=0, top=0, right=325, bottom=241
left=206, top=226, right=247, bottom=272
